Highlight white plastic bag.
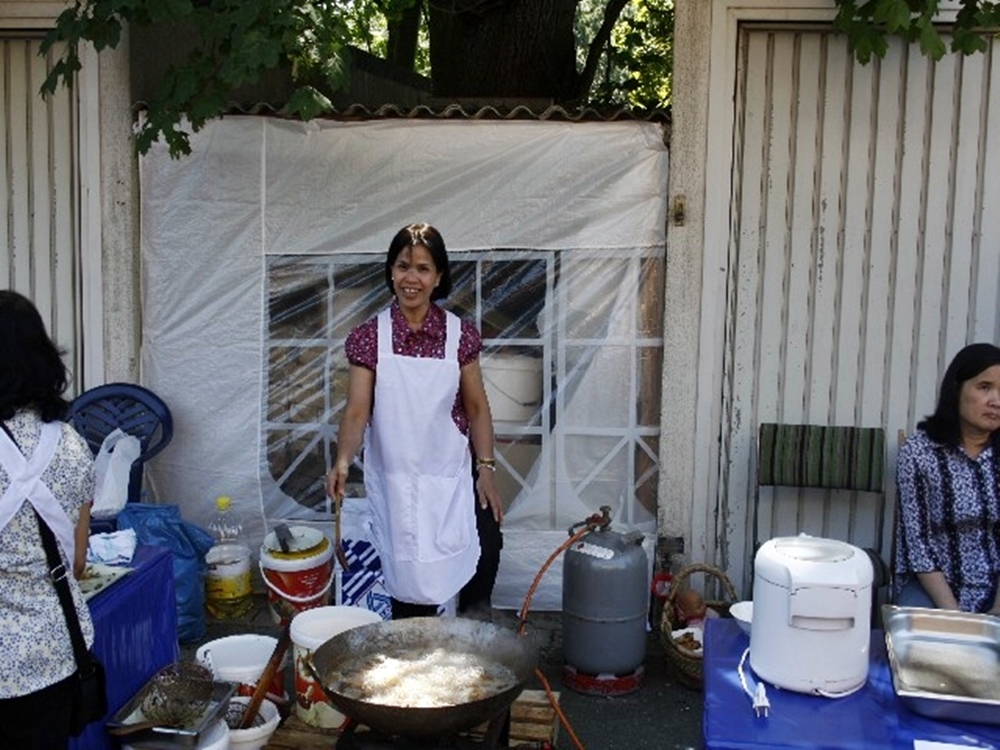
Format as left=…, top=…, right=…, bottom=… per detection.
left=92, top=428, right=141, bottom=519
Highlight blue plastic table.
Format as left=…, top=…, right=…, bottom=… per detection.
left=70, top=545, right=180, bottom=750
left=704, top=617, right=1000, bottom=749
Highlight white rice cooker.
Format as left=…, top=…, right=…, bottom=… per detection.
left=750, top=534, right=873, bottom=695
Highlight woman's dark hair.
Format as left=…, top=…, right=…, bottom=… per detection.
left=0, top=290, right=70, bottom=422
left=384, top=223, right=452, bottom=302
left=919, top=342, right=1000, bottom=447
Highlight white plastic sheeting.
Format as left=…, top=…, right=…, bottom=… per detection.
left=140, top=116, right=668, bottom=610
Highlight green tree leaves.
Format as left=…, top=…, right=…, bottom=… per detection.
left=42, top=0, right=357, bottom=157
left=576, top=0, right=674, bottom=110
left=833, top=0, right=998, bottom=63
left=41, top=0, right=994, bottom=158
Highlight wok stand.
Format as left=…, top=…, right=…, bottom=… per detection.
left=335, top=708, right=511, bottom=749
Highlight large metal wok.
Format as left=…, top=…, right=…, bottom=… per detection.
left=308, top=617, right=537, bottom=738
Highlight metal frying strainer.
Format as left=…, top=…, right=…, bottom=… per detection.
left=223, top=701, right=268, bottom=730
left=140, top=662, right=214, bottom=726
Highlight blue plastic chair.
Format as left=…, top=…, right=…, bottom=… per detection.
left=67, top=383, right=173, bottom=526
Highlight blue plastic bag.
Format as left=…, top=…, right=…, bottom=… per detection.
left=116, top=503, right=215, bottom=643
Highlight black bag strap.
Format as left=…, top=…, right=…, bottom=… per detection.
left=0, top=421, right=89, bottom=669
left=38, top=514, right=90, bottom=669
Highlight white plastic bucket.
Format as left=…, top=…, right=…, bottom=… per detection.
left=260, top=526, right=335, bottom=625
left=290, top=605, right=382, bottom=728
left=481, top=352, right=543, bottom=422
left=196, top=634, right=288, bottom=707
left=227, top=697, right=280, bottom=750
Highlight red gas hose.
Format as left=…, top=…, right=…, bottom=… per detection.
left=517, top=512, right=610, bottom=635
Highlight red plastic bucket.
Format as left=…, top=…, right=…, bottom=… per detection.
left=260, top=526, right=334, bottom=625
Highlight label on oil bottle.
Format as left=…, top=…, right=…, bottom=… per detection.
left=206, top=568, right=252, bottom=600
left=205, top=544, right=252, bottom=617
left=205, top=562, right=252, bottom=619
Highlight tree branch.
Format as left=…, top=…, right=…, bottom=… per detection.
left=576, top=0, right=630, bottom=99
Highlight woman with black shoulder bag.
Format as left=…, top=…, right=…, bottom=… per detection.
left=0, top=290, right=103, bottom=748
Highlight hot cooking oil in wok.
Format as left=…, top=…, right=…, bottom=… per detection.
left=331, top=648, right=518, bottom=708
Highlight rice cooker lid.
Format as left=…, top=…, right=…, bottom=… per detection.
left=755, top=535, right=873, bottom=589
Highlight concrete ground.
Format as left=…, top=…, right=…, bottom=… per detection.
left=182, top=593, right=705, bottom=749
left=510, top=609, right=705, bottom=750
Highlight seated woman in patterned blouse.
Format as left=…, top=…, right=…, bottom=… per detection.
left=894, top=342, right=1000, bottom=614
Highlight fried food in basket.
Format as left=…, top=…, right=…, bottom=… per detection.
left=673, top=629, right=703, bottom=653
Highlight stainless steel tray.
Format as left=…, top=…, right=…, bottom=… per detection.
left=882, top=604, right=1000, bottom=725
left=106, top=677, right=236, bottom=747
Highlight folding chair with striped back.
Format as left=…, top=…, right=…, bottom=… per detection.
left=751, top=424, right=889, bottom=603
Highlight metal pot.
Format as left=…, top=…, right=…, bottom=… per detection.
left=308, top=617, right=537, bottom=738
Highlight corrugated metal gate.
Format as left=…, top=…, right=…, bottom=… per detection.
left=718, top=27, right=1000, bottom=592
left=0, top=35, right=83, bottom=391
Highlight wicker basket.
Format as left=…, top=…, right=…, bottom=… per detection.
left=659, top=563, right=738, bottom=688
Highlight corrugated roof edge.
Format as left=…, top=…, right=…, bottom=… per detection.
left=132, top=100, right=671, bottom=133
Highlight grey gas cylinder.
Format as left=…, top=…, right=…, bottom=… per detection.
left=562, top=521, right=649, bottom=679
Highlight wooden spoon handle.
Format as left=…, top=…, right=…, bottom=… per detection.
left=239, top=624, right=291, bottom=729
left=335, top=489, right=349, bottom=568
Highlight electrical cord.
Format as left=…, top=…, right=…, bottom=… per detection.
left=738, top=647, right=770, bottom=718
left=737, top=645, right=866, bottom=717
left=815, top=682, right=866, bottom=699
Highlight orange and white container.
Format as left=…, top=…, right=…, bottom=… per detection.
left=260, top=526, right=334, bottom=625
left=289, top=606, right=382, bottom=728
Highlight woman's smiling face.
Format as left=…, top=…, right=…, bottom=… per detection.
left=391, top=244, right=442, bottom=316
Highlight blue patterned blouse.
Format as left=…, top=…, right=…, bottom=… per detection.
left=0, top=410, right=96, bottom=698
left=894, top=429, right=1000, bottom=612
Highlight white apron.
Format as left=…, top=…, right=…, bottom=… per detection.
left=0, top=422, right=77, bottom=563
left=365, top=308, right=479, bottom=604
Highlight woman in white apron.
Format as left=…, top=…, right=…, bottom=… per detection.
left=0, top=291, right=97, bottom=749
left=327, top=223, right=503, bottom=619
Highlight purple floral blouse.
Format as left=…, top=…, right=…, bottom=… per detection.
left=344, top=301, right=482, bottom=435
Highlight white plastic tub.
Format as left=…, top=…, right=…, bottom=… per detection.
left=227, top=698, right=279, bottom=750
left=196, top=633, right=288, bottom=707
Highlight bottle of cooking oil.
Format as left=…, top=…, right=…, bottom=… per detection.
left=208, top=495, right=241, bottom=544
left=205, top=495, right=253, bottom=619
